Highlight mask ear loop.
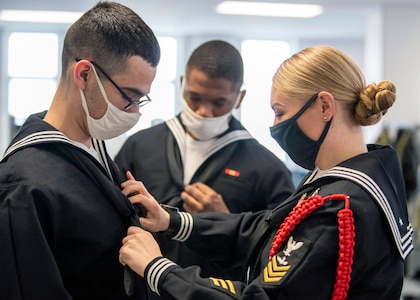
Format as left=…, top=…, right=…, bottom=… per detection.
left=269, top=193, right=355, bottom=300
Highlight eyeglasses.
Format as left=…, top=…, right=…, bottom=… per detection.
left=75, top=58, right=151, bottom=111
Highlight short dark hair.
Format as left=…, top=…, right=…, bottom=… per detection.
left=186, top=40, right=243, bottom=90
left=61, top=1, right=160, bottom=76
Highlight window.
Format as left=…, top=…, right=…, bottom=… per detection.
left=107, top=37, right=178, bottom=157
left=8, top=32, right=59, bottom=125
left=240, top=40, right=290, bottom=160
left=125, top=37, right=177, bottom=136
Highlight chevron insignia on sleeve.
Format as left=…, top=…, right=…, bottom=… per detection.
left=263, top=256, right=291, bottom=282
left=263, top=236, right=310, bottom=284
left=209, top=277, right=237, bottom=295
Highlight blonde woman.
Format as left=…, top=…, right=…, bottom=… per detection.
left=119, top=45, right=413, bottom=300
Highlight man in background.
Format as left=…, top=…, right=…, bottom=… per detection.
left=115, top=40, right=294, bottom=283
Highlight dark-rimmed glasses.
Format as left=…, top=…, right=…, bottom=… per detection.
left=75, top=58, right=151, bottom=111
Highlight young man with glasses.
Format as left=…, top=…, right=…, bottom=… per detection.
left=115, top=40, right=295, bottom=287
left=0, top=2, right=159, bottom=299
left=75, top=58, right=152, bottom=111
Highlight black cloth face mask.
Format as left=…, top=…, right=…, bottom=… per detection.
left=270, top=93, right=333, bottom=170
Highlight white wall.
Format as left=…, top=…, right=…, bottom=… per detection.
left=382, top=4, right=420, bottom=126
left=2, top=3, right=420, bottom=154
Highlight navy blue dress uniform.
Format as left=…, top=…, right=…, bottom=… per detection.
left=115, top=114, right=295, bottom=280
left=141, top=144, right=413, bottom=299
left=0, top=112, right=146, bottom=299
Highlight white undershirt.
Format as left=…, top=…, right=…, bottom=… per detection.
left=183, top=134, right=216, bottom=185
left=70, top=140, right=101, bottom=163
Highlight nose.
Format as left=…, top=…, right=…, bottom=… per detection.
left=195, top=103, right=214, bottom=118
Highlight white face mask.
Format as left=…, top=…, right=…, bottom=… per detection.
left=79, top=64, right=141, bottom=140
left=180, top=91, right=240, bottom=141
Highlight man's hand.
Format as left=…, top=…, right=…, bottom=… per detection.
left=181, top=182, right=230, bottom=213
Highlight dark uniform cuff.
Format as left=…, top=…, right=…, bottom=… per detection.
left=160, top=204, right=193, bottom=242
left=145, top=257, right=177, bottom=296
left=160, top=204, right=181, bottom=236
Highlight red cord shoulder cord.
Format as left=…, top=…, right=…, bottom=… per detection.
left=269, top=194, right=355, bottom=300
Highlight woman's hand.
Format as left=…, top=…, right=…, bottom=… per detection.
left=119, top=226, right=162, bottom=277
left=121, top=171, right=170, bottom=232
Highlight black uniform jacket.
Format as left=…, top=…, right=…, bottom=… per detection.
left=145, top=144, right=413, bottom=300
left=115, top=114, right=294, bottom=212
left=115, top=115, right=295, bottom=280
left=0, top=112, right=145, bottom=299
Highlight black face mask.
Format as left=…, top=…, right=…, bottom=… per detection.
left=270, top=93, right=333, bottom=170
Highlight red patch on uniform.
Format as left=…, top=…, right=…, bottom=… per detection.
left=224, top=168, right=240, bottom=177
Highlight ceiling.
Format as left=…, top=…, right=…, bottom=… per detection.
left=1, top=0, right=420, bottom=41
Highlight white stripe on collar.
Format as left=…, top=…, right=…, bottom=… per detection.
left=2, top=131, right=71, bottom=162
left=92, top=139, right=112, bottom=179
left=165, top=117, right=253, bottom=164
left=309, top=166, right=413, bottom=259
left=1, top=130, right=113, bottom=179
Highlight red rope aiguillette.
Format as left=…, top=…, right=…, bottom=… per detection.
left=269, top=194, right=355, bottom=300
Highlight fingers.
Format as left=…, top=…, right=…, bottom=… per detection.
left=122, top=226, right=144, bottom=243
left=120, top=171, right=136, bottom=190
left=121, top=179, right=153, bottom=199
left=181, top=190, right=203, bottom=213
left=119, top=226, right=160, bottom=277
left=190, top=182, right=213, bottom=193
left=126, top=170, right=135, bottom=180
left=184, top=182, right=212, bottom=195
left=183, top=183, right=206, bottom=203
left=182, top=182, right=229, bottom=213
left=127, top=194, right=154, bottom=211
left=183, top=182, right=215, bottom=205
left=118, top=174, right=170, bottom=232
left=139, top=204, right=171, bottom=232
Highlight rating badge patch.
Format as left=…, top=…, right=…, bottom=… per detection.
left=263, top=256, right=291, bottom=283
left=263, top=236, right=310, bottom=284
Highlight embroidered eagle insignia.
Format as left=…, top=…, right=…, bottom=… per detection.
left=263, top=236, right=308, bottom=283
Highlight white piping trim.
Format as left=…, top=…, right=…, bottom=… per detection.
left=2, top=131, right=72, bottom=161
left=166, top=117, right=187, bottom=160
left=315, top=166, right=413, bottom=259
left=92, top=139, right=112, bottom=179
left=173, top=212, right=193, bottom=242
left=146, top=258, right=177, bottom=295
left=165, top=117, right=253, bottom=164
left=1, top=131, right=114, bottom=181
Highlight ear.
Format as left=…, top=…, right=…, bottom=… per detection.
left=73, top=60, right=93, bottom=90
left=235, top=89, right=246, bottom=109
left=318, top=91, right=335, bottom=121
left=179, top=75, right=184, bottom=87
